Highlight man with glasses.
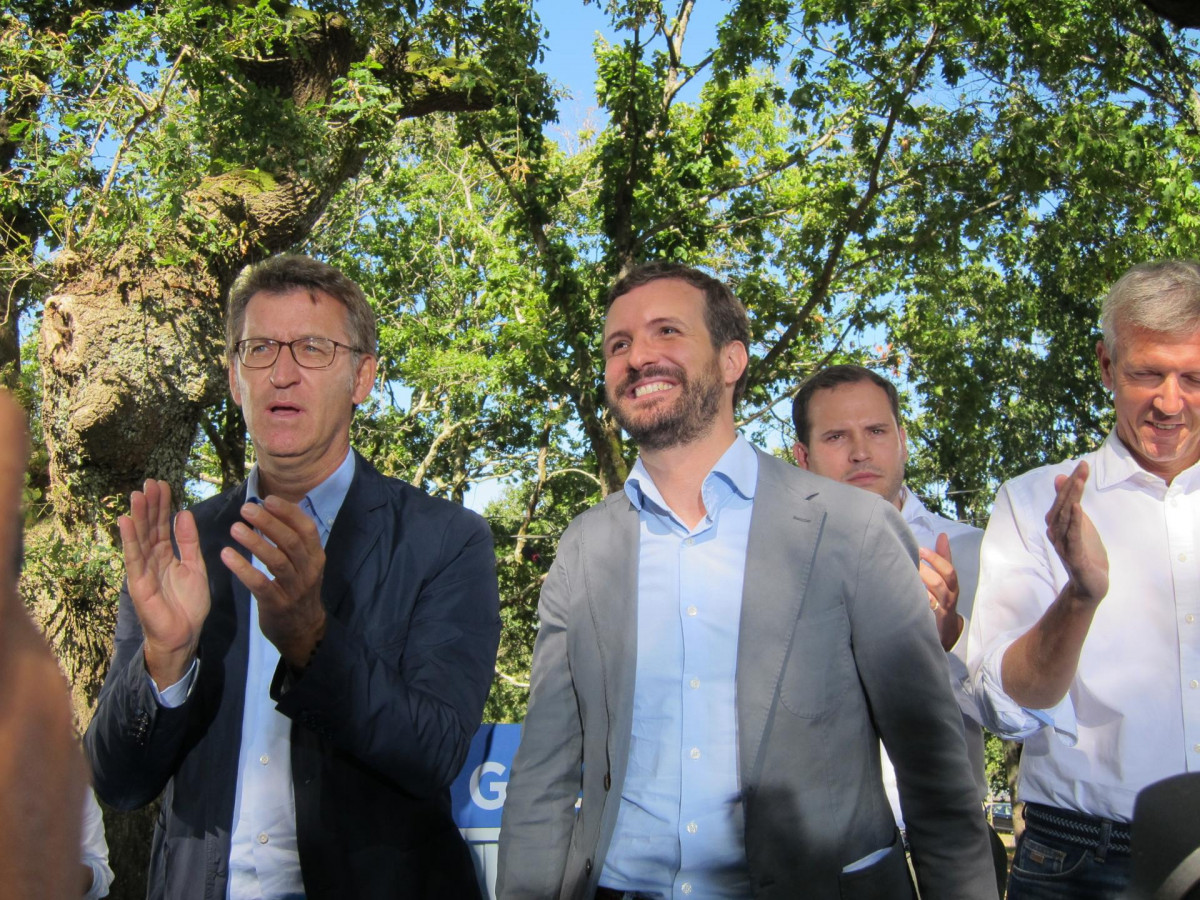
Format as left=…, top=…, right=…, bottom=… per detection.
left=86, top=255, right=501, bottom=899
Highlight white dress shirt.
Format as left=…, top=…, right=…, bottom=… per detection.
left=880, top=489, right=988, bottom=828
left=969, top=431, right=1200, bottom=821
left=82, top=788, right=114, bottom=900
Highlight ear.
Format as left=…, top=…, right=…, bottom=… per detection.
left=900, top=425, right=909, bottom=468
left=228, top=362, right=243, bottom=408
left=1097, top=339, right=1115, bottom=391
left=723, top=340, right=749, bottom=388
left=792, top=441, right=811, bottom=469
left=351, top=354, right=378, bottom=405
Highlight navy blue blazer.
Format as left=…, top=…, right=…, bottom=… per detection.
left=86, top=452, right=501, bottom=899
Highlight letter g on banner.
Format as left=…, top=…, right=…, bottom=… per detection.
left=470, top=761, right=508, bottom=811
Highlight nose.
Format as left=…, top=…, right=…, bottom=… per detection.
left=269, top=344, right=302, bottom=388
left=627, top=336, right=659, bottom=372
left=1155, top=376, right=1184, bottom=417
left=848, top=433, right=871, bottom=462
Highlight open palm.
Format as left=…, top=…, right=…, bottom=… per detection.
left=118, top=480, right=210, bottom=686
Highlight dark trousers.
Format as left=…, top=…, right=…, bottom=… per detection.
left=1006, top=812, right=1132, bottom=899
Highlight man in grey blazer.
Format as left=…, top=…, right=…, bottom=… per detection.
left=496, top=262, right=997, bottom=900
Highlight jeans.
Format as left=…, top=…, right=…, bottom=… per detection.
left=1006, top=822, right=1133, bottom=899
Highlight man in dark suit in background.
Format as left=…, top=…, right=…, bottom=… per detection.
left=86, top=255, right=501, bottom=899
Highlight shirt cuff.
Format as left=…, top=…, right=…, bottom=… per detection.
left=146, top=657, right=199, bottom=708
left=975, top=642, right=1078, bottom=744
left=81, top=859, right=113, bottom=900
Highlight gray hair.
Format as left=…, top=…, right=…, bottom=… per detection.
left=1102, top=260, right=1200, bottom=354
left=226, top=255, right=377, bottom=361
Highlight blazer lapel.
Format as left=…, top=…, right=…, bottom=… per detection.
left=320, top=451, right=386, bottom=617
left=583, top=494, right=641, bottom=761
left=737, top=453, right=826, bottom=781
left=192, top=483, right=251, bottom=674
left=188, top=484, right=252, bottom=850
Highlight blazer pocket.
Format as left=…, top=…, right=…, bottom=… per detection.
left=778, top=606, right=854, bottom=718
left=837, top=833, right=916, bottom=900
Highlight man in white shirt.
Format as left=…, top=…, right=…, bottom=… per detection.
left=968, top=258, right=1200, bottom=899
left=791, top=365, right=1003, bottom=894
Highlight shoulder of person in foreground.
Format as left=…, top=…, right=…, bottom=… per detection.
left=0, top=389, right=87, bottom=899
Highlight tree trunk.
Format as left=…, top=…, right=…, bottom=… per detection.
left=25, top=5, right=501, bottom=889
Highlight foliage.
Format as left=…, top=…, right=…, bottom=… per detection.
left=300, top=0, right=1198, bottom=716
left=984, top=730, right=1016, bottom=800
left=20, top=519, right=124, bottom=720
left=4, top=0, right=1199, bottom=771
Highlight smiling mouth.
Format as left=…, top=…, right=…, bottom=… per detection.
left=633, top=382, right=675, bottom=398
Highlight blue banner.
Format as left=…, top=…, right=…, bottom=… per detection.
left=451, top=723, right=523, bottom=829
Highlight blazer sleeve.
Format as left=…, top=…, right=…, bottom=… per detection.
left=271, top=503, right=502, bottom=798
left=495, top=531, right=584, bottom=899
left=849, top=503, right=998, bottom=900
left=84, top=578, right=197, bottom=810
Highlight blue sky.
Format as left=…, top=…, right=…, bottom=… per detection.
left=532, top=1, right=725, bottom=137
left=460, top=3, right=731, bottom=511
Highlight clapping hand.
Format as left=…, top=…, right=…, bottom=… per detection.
left=118, top=480, right=210, bottom=689
left=1045, top=461, right=1109, bottom=606
left=919, top=532, right=965, bottom=652
left=220, top=496, right=326, bottom=670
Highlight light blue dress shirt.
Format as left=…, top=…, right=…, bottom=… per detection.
left=155, top=450, right=355, bottom=899
left=599, top=436, right=757, bottom=899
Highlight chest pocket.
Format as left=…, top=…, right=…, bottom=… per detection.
left=778, top=605, right=854, bottom=718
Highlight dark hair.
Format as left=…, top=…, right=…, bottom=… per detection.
left=792, top=364, right=900, bottom=444
left=605, top=261, right=752, bottom=404
left=226, top=255, right=377, bottom=361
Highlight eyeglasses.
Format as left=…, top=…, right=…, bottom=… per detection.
left=235, top=337, right=362, bottom=369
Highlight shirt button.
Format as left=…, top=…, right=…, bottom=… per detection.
left=687, top=605, right=698, bottom=617
left=258, top=832, right=269, bottom=845
left=687, top=821, right=698, bottom=834
left=690, top=747, right=701, bottom=759
left=1181, top=553, right=1189, bottom=562
left=259, top=754, right=269, bottom=765
left=1188, top=615, right=1196, bottom=625
left=1194, top=744, right=1200, bottom=754
left=682, top=884, right=693, bottom=895
left=1191, top=680, right=1198, bottom=689
left=690, top=678, right=700, bottom=689
left=685, top=537, right=695, bottom=546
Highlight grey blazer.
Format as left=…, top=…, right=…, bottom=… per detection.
left=497, top=451, right=997, bottom=900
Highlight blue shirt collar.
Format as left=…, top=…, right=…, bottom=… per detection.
left=623, top=434, right=758, bottom=515
left=245, top=449, right=356, bottom=536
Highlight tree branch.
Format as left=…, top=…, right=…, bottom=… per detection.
left=756, top=25, right=942, bottom=379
